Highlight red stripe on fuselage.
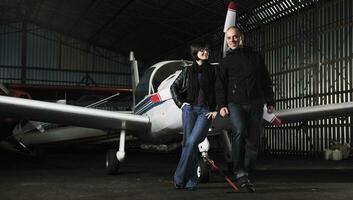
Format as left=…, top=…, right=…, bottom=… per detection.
left=150, top=93, right=161, bottom=103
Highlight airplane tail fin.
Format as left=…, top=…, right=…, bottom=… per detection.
left=223, top=1, right=237, bottom=57
left=130, top=51, right=139, bottom=111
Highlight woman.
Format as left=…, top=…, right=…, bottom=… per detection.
left=170, top=42, right=217, bottom=190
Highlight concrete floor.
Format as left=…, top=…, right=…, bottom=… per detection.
left=1, top=147, right=353, bottom=200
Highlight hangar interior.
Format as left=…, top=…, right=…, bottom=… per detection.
left=0, top=0, right=352, bottom=157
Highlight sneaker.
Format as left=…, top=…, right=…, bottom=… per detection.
left=242, top=184, right=255, bottom=193
left=174, top=182, right=183, bottom=189
left=236, top=176, right=255, bottom=193
left=187, top=186, right=198, bottom=191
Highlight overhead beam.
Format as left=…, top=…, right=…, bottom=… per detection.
left=88, top=0, right=135, bottom=42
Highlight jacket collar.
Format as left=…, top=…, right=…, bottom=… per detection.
left=192, top=61, right=209, bottom=72
left=226, top=46, right=252, bottom=56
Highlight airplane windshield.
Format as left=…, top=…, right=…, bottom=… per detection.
left=135, top=61, right=191, bottom=103
left=135, top=67, right=155, bottom=103
left=151, top=62, right=186, bottom=92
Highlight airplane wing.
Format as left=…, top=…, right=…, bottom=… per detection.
left=0, top=95, right=150, bottom=131
left=274, top=102, right=353, bottom=123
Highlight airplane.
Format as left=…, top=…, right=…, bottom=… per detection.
left=0, top=58, right=190, bottom=172
left=0, top=0, right=352, bottom=182
left=0, top=1, right=241, bottom=177
left=0, top=1, right=250, bottom=180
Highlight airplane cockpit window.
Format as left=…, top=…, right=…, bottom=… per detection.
left=157, top=73, right=178, bottom=91
left=151, top=61, right=189, bottom=93
left=135, top=61, right=191, bottom=103
left=135, top=67, right=155, bottom=103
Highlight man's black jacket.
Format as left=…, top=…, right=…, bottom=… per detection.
left=216, top=47, right=275, bottom=109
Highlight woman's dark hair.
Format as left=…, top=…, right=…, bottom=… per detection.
left=190, top=41, right=210, bottom=61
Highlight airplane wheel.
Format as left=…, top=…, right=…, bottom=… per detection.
left=197, top=158, right=210, bottom=183
left=106, top=149, right=120, bottom=175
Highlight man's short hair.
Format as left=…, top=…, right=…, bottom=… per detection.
left=226, top=26, right=244, bottom=47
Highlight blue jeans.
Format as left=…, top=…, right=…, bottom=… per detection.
left=174, top=105, right=210, bottom=188
left=228, top=103, right=263, bottom=178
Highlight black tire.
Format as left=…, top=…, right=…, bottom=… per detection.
left=106, top=149, right=119, bottom=175
left=197, top=158, right=210, bottom=183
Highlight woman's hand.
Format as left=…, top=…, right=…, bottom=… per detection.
left=205, top=111, right=217, bottom=119
left=219, top=107, right=229, bottom=117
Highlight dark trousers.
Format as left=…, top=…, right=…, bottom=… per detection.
left=228, top=103, right=263, bottom=178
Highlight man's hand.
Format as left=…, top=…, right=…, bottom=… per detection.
left=219, top=107, right=229, bottom=117
left=267, top=105, right=275, bottom=113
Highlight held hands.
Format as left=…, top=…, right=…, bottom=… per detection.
left=219, top=107, right=229, bottom=117
left=205, top=111, right=218, bottom=119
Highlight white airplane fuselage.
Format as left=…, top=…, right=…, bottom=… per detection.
left=130, top=61, right=187, bottom=143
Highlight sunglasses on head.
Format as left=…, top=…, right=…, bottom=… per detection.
left=198, top=48, right=210, bottom=53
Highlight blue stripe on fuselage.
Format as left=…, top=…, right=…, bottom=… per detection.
left=135, top=99, right=164, bottom=115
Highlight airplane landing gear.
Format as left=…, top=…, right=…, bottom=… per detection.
left=197, top=158, right=211, bottom=183
left=106, top=127, right=126, bottom=175
left=106, top=149, right=120, bottom=174
left=197, top=137, right=211, bottom=183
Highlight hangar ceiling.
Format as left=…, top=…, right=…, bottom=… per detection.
left=0, top=0, right=318, bottom=64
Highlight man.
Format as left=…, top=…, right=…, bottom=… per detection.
left=216, top=26, right=275, bottom=192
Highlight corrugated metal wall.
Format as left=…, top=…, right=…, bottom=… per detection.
left=0, top=23, right=131, bottom=87
left=0, top=23, right=22, bottom=82
left=246, top=0, right=353, bottom=156
left=157, top=0, right=351, bottom=156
